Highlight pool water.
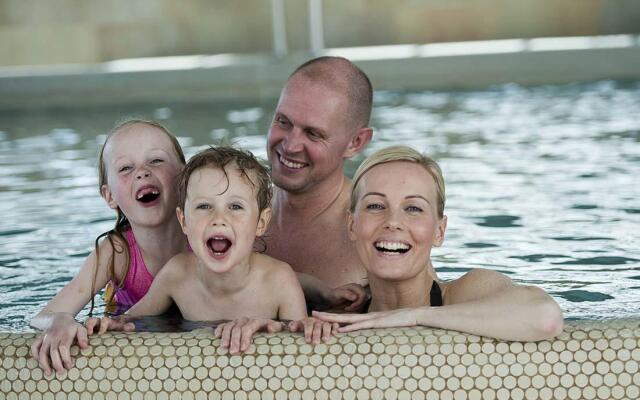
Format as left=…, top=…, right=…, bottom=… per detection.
left=0, top=80, right=638, bottom=331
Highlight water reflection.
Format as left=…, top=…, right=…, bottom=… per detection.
left=1, top=80, right=639, bottom=330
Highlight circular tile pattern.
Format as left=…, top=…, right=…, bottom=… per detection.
left=2, top=319, right=639, bottom=398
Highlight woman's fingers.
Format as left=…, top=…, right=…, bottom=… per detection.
left=312, top=310, right=373, bottom=323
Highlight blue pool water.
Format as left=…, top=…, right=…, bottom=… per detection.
left=0, top=80, right=639, bottom=331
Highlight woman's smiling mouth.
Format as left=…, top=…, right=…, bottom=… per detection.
left=374, top=240, right=412, bottom=255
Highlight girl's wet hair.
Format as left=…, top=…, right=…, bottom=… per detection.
left=350, top=145, right=446, bottom=218
left=90, top=119, right=186, bottom=315
left=177, top=146, right=272, bottom=214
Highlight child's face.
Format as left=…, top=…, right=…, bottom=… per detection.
left=348, top=161, right=447, bottom=281
left=100, top=124, right=183, bottom=228
left=177, top=165, right=271, bottom=274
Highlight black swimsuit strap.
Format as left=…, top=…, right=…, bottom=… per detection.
left=363, top=280, right=443, bottom=312
left=430, top=280, right=443, bottom=307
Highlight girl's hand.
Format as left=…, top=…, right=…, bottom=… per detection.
left=85, top=316, right=136, bottom=335
left=30, top=313, right=90, bottom=376
left=312, top=308, right=418, bottom=332
left=214, top=318, right=284, bottom=355
left=324, top=283, right=369, bottom=312
left=288, top=317, right=339, bottom=344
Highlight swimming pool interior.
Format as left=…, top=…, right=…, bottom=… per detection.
left=0, top=79, right=638, bottom=331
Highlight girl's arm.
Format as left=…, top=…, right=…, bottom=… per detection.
left=30, top=238, right=126, bottom=375
left=85, top=258, right=180, bottom=334
left=315, top=269, right=564, bottom=342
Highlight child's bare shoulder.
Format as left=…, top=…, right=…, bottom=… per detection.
left=251, top=253, right=297, bottom=281
left=156, top=251, right=197, bottom=281
left=95, top=233, right=129, bottom=277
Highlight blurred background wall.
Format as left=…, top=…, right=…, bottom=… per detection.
left=1, top=0, right=639, bottom=67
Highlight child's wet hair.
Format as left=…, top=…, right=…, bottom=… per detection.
left=91, top=118, right=185, bottom=315
left=177, top=146, right=272, bottom=213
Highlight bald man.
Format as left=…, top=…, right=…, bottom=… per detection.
left=263, top=57, right=373, bottom=306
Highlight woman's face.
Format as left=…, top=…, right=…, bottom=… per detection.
left=349, top=161, right=447, bottom=282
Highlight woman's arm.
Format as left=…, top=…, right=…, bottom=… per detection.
left=315, top=269, right=563, bottom=342
left=418, top=269, right=564, bottom=341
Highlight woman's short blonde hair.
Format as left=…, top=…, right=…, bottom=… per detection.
left=350, top=145, right=446, bottom=218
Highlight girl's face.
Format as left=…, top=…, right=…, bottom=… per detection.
left=177, top=165, right=271, bottom=274
left=349, top=161, right=447, bottom=282
left=100, top=124, right=183, bottom=228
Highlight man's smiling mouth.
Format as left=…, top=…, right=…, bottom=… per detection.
left=279, top=154, right=306, bottom=169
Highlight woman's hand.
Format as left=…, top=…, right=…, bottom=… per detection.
left=85, top=316, right=136, bottom=335
left=323, top=283, right=369, bottom=312
left=288, top=317, right=339, bottom=344
left=30, top=313, right=90, bottom=376
left=312, top=308, right=418, bottom=332
left=214, top=318, right=284, bottom=355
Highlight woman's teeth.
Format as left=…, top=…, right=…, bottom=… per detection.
left=374, top=241, right=411, bottom=253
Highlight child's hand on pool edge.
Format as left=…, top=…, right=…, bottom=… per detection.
left=288, top=317, right=339, bottom=344
left=30, top=312, right=90, bottom=376
left=85, top=315, right=136, bottom=335
left=214, top=318, right=285, bottom=355
left=323, top=283, right=369, bottom=312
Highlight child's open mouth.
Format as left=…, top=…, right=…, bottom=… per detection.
left=136, top=186, right=160, bottom=204
left=207, top=236, right=232, bottom=258
left=374, top=240, right=411, bottom=255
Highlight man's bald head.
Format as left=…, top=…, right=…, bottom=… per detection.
left=288, top=56, right=373, bottom=130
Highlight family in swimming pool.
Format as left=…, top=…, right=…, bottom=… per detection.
left=30, top=56, right=564, bottom=375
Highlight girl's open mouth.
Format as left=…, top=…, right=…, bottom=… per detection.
left=136, top=187, right=160, bottom=204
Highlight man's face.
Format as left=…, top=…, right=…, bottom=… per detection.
left=267, top=76, right=354, bottom=194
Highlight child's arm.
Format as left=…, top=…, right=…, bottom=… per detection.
left=85, top=256, right=183, bottom=334
left=297, top=272, right=369, bottom=312
left=216, top=262, right=308, bottom=354
left=30, top=238, right=125, bottom=376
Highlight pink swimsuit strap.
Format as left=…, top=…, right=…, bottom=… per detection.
left=112, top=229, right=155, bottom=309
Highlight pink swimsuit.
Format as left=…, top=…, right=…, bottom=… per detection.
left=107, top=229, right=154, bottom=311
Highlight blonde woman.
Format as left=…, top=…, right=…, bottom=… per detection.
left=314, top=146, right=564, bottom=341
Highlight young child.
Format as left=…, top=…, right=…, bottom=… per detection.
left=86, top=146, right=335, bottom=354
left=30, top=119, right=188, bottom=375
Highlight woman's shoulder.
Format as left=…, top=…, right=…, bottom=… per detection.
left=441, top=268, right=513, bottom=304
